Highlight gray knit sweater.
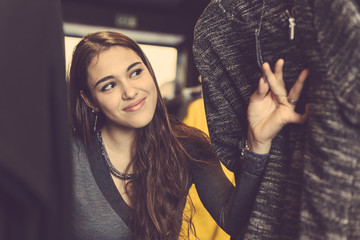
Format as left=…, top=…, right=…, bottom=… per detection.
left=294, top=1, right=360, bottom=239
left=193, top=0, right=360, bottom=239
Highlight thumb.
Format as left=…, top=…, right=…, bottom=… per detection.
left=288, top=103, right=310, bottom=124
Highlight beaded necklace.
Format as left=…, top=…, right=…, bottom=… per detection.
left=96, top=130, right=135, bottom=180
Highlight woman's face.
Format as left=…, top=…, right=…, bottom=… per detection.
left=83, top=46, right=158, bottom=130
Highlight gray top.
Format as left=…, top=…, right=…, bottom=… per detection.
left=70, top=139, right=133, bottom=240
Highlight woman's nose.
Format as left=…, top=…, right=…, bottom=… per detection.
left=121, top=82, right=138, bottom=100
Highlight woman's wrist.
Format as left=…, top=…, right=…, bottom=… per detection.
left=247, top=132, right=271, bottom=155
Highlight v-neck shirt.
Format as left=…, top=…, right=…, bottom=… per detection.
left=70, top=137, right=133, bottom=240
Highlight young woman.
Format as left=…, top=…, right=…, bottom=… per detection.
left=68, top=30, right=309, bottom=240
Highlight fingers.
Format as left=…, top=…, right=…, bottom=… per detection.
left=262, top=60, right=309, bottom=109
left=262, top=60, right=286, bottom=97
left=274, top=59, right=284, bottom=83
left=287, top=69, right=309, bottom=104
left=251, top=77, right=269, bottom=102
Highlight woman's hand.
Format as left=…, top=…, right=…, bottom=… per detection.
left=247, top=59, right=309, bottom=154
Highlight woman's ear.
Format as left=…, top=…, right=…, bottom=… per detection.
left=80, top=90, right=98, bottom=111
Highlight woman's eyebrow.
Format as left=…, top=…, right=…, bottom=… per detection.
left=94, top=75, right=114, bottom=88
left=127, top=62, right=141, bottom=71
left=94, top=62, right=142, bottom=88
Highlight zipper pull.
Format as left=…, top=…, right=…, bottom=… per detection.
left=286, top=9, right=296, bottom=40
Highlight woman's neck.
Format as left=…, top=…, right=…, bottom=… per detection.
left=100, top=124, right=135, bottom=206
left=100, top=124, right=135, bottom=161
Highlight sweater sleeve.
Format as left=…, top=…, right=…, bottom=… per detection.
left=193, top=33, right=250, bottom=173
left=189, top=140, right=269, bottom=237
left=192, top=2, right=262, bottom=172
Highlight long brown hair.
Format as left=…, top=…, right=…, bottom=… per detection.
left=68, top=31, right=211, bottom=239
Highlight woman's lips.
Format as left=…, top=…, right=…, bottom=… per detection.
left=123, top=98, right=146, bottom=112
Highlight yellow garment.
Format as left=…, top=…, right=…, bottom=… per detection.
left=181, top=98, right=235, bottom=240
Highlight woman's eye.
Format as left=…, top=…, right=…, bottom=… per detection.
left=101, top=83, right=116, bottom=91
left=130, top=69, right=143, bottom=78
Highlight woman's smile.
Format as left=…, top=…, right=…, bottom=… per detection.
left=123, top=97, right=146, bottom=112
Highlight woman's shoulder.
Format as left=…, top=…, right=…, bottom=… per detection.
left=69, top=132, right=90, bottom=162
left=70, top=133, right=83, bottom=150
